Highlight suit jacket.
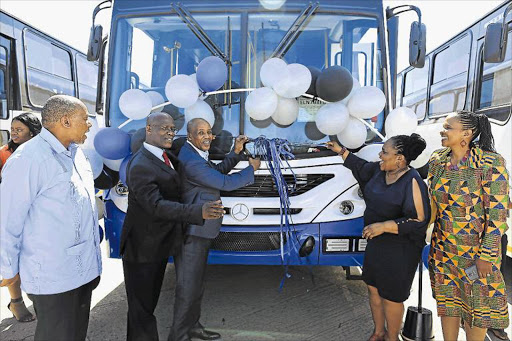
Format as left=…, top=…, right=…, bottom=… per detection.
left=120, top=147, right=204, bottom=263
left=178, top=142, right=254, bottom=239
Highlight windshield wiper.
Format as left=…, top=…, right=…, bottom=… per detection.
left=171, top=2, right=232, bottom=66
left=270, top=2, right=319, bottom=59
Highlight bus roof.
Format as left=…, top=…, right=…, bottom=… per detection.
left=0, top=9, right=87, bottom=55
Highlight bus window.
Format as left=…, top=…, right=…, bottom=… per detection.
left=24, top=31, right=75, bottom=107
left=77, top=54, right=98, bottom=114
left=429, top=35, right=471, bottom=116
left=403, top=58, right=430, bottom=120
left=477, top=30, right=512, bottom=122
left=0, top=46, right=7, bottom=119
left=245, top=13, right=381, bottom=149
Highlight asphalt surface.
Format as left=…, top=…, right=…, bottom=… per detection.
left=1, top=245, right=511, bottom=341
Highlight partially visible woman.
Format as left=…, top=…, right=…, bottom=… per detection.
left=327, top=133, right=430, bottom=341
left=428, top=110, right=510, bottom=341
left=0, top=112, right=42, bottom=322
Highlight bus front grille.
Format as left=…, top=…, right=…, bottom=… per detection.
left=221, top=173, right=334, bottom=197
left=211, top=232, right=287, bottom=252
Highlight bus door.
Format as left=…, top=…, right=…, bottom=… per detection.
left=0, top=35, right=13, bottom=145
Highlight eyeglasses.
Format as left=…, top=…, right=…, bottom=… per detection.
left=11, top=128, right=26, bottom=134
left=152, top=125, right=178, bottom=134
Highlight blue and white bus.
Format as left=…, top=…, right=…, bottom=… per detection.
left=397, top=1, right=512, bottom=257
left=89, top=0, right=427, bottom=272
left=0, top=10, right=99, bottom=146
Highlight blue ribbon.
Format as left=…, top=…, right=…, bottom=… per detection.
left=253, top=136, right=306, bottom=290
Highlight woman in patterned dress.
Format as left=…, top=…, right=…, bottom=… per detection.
left=428, top=110, right=510, bottom=341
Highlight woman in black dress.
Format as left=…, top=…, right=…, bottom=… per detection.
left=327, top=134, right=430, bottom=341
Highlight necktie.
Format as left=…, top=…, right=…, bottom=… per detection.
left=162, top=152, right=171, bottom=167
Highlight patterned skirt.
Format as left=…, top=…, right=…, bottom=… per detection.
left=429, top=220, right=509, bottom=329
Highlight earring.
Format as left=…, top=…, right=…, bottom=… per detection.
left=395, top=161, right=400, bottom=168
left=460, top=140, right=467, bottom=147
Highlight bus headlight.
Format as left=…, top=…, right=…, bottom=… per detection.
left=339, top=200, right=354, bottom=215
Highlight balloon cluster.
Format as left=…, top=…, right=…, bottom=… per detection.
left=83, top=56, right=229, bottom=186
left=117, top=55, right=228, bottom=125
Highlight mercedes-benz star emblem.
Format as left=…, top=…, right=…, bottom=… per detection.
left=231, top=203, right=250, bottom=221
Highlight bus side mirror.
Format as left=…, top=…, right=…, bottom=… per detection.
left=484, top=23, right=507, bottom=63
left=409, top=21, right=426, bottom=68
left=87, top=25, right=103, bottom=62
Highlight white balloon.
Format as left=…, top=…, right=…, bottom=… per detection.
left=271, top=97, right=299, bottom=125
left=165, top=74, right=199, bottom=108
left=260, top=58, right=288, bottom=88
left=190, top=73, right=208, bottom=100
left=385, top=107, right=418, bottom=138
left=356, top=144, right=382, bottom=162
left=95, top=196, right=105, bottom=220
left=273, top=63, right=312, bottom=99
left=259, top=0, right=286, bottom=10
left=83, top=147, right=104, bottom=179
left=103, top=157, right=123, bottom=171
left=185, top=99, right=215, bottom=126
left=146, top=91, right=165, bottom=113
left=245, top=87, right=279, bottom=120
left=119, top=89, right=153, bottom=120
left=347, top=86, right=386, bottom=119
left=410, top=142, right=436, bottom=168
left=315, top=102, right=350, bottom=135
left=337, top=117, right=368, bottom=149
left=341, top=77, right=361, bottom=105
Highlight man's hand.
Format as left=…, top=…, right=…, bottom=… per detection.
left=234, top=135, right=250, bottom=154
left=249, top=158, right=261, bottom=171
left=202, top=200, right=224, bottom=219
left=476, top=258, right=493, bottom=278
left=0, top=273, right=20, bottom=287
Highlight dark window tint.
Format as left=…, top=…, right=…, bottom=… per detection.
left=25, top=31, right=75, bottom=106
left=477, top=30, right=511, bottom=112
left=0, top=46, right=7, bottom=119
left=77, top=54, right=98, bottom=114
left=433, top=35, right=470, bottom=84
left=403, top=58, right=430, bottom=120
left=429, top=35, right=470, bottom=116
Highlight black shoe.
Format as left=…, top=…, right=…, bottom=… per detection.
left=188, top=327, right=221, bottom=340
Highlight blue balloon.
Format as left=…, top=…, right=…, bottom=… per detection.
left=196, top=56, right=227, bottom=92
left=119, top=154, right=133, bottom=185
left=422, top=244, right=430, bottom=269
left=99, top=225, right=104, bottom=243
left=94, top=127, right=131, bottom=160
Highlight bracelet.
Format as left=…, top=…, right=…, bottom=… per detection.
left=338, top=146, right=347, bottom=156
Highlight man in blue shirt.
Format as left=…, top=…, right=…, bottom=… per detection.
left=0, top=95, right=101, bottom=341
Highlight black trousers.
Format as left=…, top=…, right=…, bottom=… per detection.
left=28, top=276, right=100, bottom=341
left=123, top=258, right=168, bottom=341
left=170, top=235, right=212, bottom=341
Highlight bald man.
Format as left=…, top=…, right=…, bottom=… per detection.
left=0, top=95, right=100, bottom=341
left=120, top=112, right=224, bottom=341
left=171, top=118, right=260, bottom=341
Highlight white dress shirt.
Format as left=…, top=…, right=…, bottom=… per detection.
left=143, top=142, right=174, bottom=169
left=187, top=140, right=209, bottom=161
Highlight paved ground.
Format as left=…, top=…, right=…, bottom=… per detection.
left=1, top=242, right=511, bottom=341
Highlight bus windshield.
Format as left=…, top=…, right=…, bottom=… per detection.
left=108, top=10, right=383, bottom=157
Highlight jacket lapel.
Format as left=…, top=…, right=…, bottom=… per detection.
left=141, top=147, right=176, bottom=176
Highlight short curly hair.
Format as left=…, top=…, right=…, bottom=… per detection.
left=41, top=95, right=87, bottom=126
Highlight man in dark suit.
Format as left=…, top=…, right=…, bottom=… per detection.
left=171, top=118, right=260, bottom=341
left=121, top=112, right=224, bottom=341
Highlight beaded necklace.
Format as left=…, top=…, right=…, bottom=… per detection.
left=446, top=149, right=470, bottom=171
